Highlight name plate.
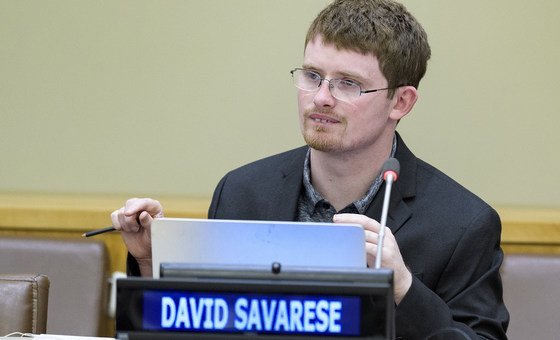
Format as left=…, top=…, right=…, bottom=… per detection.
left=116, top=267, right=394, bottom=339
left=143, top=290, right=360, bottom=336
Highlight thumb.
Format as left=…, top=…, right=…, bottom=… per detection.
left=138, top=210, right=155, bottom=228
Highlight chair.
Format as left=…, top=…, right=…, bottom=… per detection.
left=0, top=274, right=49, bottom=335
left=0, top=236, right=110, bottom=336
left=500, top=253, right=560, bottom=340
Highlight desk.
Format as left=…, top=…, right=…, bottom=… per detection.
left=1, top=333, right=114, bottom=339
left=0, top=193, right=209, bottom=274
left=1, top=193, right=559, bottom=338
left=498, top=206, right=560, bottom=254
left=1, top=193, right=559, bottom=262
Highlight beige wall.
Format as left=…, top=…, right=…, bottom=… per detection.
left=1, top=0, right=559, bottom=207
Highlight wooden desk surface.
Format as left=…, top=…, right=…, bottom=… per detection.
left=2, top=193, right=556, bottom=337
left=1, top=192, right=559, bottom=275
left=0, top=193, right=210, bottom=274
left=0, top=192, right=209, bottom=230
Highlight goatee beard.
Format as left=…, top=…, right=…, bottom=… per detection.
left=302, top=109, right=345, bottom=152
left=303, top=125, right=342, bottom=152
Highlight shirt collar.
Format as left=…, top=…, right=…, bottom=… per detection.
left=301, top=134, right=398, bottom=214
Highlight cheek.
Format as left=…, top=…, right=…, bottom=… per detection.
left=297, top=90, right=316, bottom=107
left=357, top=98, right=391, bottom=120
left=344, top=103, right=385, bottom=130
left=296, top=91, right=304, bottom=106
left=297, top=92, right=307, bottom=128
left=296, top=94, right=305, bottom=121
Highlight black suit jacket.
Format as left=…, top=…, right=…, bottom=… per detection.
left=208, top=134, right=509, bottom=339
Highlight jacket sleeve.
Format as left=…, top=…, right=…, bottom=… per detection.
left=395, top=207, right=509, bottom=339
left=207, top=173, right=228, bottom=219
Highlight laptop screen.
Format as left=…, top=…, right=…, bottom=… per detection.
left=150, top=218, right=367, bottom=278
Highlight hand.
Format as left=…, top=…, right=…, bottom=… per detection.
left=333, top=213, right=412, bottom=304
left=110, top=197, right=164, bottom=277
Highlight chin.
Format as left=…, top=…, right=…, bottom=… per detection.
left=303, top=131, right=344, bottom=153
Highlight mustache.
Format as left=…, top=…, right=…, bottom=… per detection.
left=304, top=108, right=342, bottom=119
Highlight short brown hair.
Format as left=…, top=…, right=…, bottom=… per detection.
left=305, top=0, right=431, bottom=97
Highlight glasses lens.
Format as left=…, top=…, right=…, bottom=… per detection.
left=290, top=69, right=360, bottom=102
left=331, top=79, right=360, bottom=102
left=292, top=69, right=320, bottom=91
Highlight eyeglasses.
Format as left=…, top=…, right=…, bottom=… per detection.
left=290, top=68, right=403, bottom=102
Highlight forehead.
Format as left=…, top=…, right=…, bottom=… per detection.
left=303, top=36, right=382, bottom=81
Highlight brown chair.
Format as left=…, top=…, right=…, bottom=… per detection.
left=0, top=274, right=49, bottom=335
left=501, top=253, right=560, bottom=340
left=0, top=237, right=110, bottom=336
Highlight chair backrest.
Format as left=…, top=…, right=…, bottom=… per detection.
left=0, top=236, right=109, bottom=336
left=501, top=253, right=560, bottom=339
left=0, top=274, right=49, bottom=335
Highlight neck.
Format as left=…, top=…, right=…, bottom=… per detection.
left=309, top=136, right=394, bottom=211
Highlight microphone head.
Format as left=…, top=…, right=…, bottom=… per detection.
left=382, top=157, right=400, bottom=181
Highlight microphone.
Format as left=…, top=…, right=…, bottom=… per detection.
left=374, top=157, right=400, bottom=270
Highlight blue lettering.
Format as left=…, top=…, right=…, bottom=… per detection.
left=189, top=297, right=205, bottom=328
left=159, top=296, right=231, bottom=330
left=174, top=297, right=191, bottom=328
left=329, top=301, right=342, bottom=333
left=234, top=298, right=248, bottom=329
left=261, top=299, right=277, bottom=330
left=315, top=300, right=329, bottom=332
left=246, top=299, right=262, bottom=330
left=213, top=298, right=228, bottom=329
left=303, top=300, right=316, bottom=332
left=274, top=300, right=289, bottom=331
left=202, top=298, right=214, bottom=329
left=153, top=293, right=350, bottom=334
left=289, top=300, right=303, bottom=331
left=161, top=297, right=176, bottom=328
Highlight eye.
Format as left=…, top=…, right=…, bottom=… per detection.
left=337, top=79, right=360, bottom=90
left=303, top=70, right=322, bottom=82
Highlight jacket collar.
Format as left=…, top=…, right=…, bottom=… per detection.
left=273, top=133, right=417, bottom=232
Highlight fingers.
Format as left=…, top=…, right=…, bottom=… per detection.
left=333, top=214, right=412, bottom=302
left=118, top=207, right=141, bottom=232
left=110, top=198, right=163, bottom=232
left=124, top=198, right=163, bottom=217
left=364, top=229, right=380, bottom=245
left=138, top=210, right=155, bottom=228
left=333, top=213, right=395, bottom=266
left=334, top=212, right=393, bottom=243
left=110, top=208, right=122, bottom=230
left=333, top=213, right=382, bottom=233
left=364, top=242, right=378, bottom=267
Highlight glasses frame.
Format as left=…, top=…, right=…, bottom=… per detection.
left=290, top=68, right=405, bottom=100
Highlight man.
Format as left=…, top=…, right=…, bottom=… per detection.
left=111, top=0, right=509, bottom=338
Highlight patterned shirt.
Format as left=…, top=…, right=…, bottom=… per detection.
left=297, top=135, right=397, bottom=223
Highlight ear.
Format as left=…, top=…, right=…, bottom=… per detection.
left=389, top=86, right=418, bottom=121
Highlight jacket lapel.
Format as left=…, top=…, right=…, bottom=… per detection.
left=263, top=146, right=307, bottom=221
left=365, top=133, right=416, bottom=235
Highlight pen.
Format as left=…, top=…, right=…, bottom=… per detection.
left=82, top=226, right=116, bottom=237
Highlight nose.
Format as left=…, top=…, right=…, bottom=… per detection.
left=313, top=79, right=336, bottom=107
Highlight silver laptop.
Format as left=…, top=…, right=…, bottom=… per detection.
left=151, top=218, right=366, bottom=278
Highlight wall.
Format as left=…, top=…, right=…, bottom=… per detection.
left=1, top=0, right=559, bottom=207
